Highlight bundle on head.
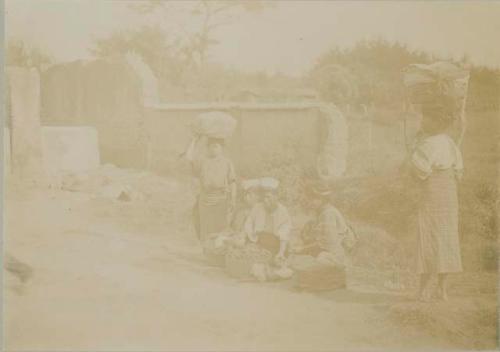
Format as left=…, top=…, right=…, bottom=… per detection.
left=403, top=62, right=469, bottom=108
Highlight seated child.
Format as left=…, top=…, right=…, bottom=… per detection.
left=294, top=182, right=352, bottom=267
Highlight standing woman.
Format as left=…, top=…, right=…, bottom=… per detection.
left=410, top=103, right=464, bottom=301
left=186, top=136, right=237, bottom=243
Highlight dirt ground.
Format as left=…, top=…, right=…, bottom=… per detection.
left=3, top=171, right=498, bottom=351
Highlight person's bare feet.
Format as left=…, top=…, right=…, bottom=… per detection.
left=437, top=286, right=449, bottom=301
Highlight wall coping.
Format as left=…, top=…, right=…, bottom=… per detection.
left=145, top=102, right=323, bottom=111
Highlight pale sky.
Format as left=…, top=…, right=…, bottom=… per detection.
left=6, top=0, right=500, bottom=75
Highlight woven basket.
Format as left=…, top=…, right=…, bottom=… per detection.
left=225, top=245, right=272, bottom=279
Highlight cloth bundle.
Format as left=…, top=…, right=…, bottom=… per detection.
left=403, top=62, right=469, bottom=116
left=191, top=111, right=237, bottom=139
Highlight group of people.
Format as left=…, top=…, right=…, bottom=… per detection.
left=185, top=136, right=353, bottom=278
left=184, top=96, right=464, bottom=301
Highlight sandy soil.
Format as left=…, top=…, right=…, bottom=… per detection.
left=4, top=177, right=498, bottom=351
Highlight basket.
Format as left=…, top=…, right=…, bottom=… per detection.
left=192, top=111, right=237, bottom=139
left=403, top=62, right=469, bottom=108
left=225, top=245, right=272, bottom=279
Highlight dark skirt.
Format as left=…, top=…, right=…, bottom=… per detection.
left=196, top=191, right=229, bottom=241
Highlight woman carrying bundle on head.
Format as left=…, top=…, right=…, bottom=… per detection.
left=186, top=136, right=237, bottom=243
left=410, top=100, right=464, bottom=302
left=184, top=112, right=238, bottom=246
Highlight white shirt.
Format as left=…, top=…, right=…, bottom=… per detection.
left=244, top=202, right=292, bottom=242
left=411, top=134, right=463, bottom=178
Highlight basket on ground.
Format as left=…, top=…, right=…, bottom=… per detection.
left=225, top=244, right=272, bottom=279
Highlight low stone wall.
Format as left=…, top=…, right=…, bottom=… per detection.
left=143, top=103, right=323, bottom=177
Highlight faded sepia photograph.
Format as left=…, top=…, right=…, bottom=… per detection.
left=2, top=0, right=499, bottom=351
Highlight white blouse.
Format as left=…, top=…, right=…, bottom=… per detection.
left=411, top=134, right=463, bottom=178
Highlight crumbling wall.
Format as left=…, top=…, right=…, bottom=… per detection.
left=143, top=104, right=323, bottom=176
left=41, top=59, right=146, bottom=168
left=41, top=126, right=100, bottom=177
left=7, top=67, right=47, bottom=185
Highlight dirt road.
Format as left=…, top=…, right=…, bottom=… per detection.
left=4, top=180, right=497, bottom=351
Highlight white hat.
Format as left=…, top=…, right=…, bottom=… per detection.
left=259, top=177, right=280, bottom=190
left=241, top=179, right=261, bottom=191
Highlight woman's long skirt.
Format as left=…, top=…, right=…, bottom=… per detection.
left=197, top=191, right=229, bottom=241
left=417, top=169, right=462, bottom=274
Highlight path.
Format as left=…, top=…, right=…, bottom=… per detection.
left=3, top=183, right=494, bottom=351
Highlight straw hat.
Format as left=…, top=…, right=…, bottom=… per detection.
left=241, top=179, right=261, bottom=192
left=259, top=177, right=280, bottom=191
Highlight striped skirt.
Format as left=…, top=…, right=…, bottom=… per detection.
left=197, top=190, right=230, bottom=241
left=417, top=169, right=462, bottom=274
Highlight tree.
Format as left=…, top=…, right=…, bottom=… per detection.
left=6, top=39, right=53, bottom=72
left=90, top=25, right=185, bottom=84
left=129, top=0, right=273, bottom=69
left=310, top=39, right=432, bottom=109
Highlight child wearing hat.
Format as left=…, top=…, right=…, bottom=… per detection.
left=295, top=181, right=352, bottom=267
left=228, top=179, right=262, bottom=247
left=243, top=178, right=292, bottom=263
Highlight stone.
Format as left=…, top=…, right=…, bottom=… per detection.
left=7, top=67, right=46, bottom=185
left=41, top=126, right=100, bottom=178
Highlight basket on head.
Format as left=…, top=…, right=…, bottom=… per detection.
left=192, top=111, right=237, bottom=139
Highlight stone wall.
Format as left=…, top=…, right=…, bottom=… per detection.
left=143, top=103, right=323, bottom=177
left=7, top=67, right=46, bottom=185
left=40, top=59, right=146, bottom=168
left=41, top=126, right=100, bottom=177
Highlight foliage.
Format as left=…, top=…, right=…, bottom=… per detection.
left=90, top=25, right=186, bottom=85
left=309, top=39, right=431, bottom=108
left=309, top=39, right=500, bottom=113
left=128, top=0, right=273, bottom=69
left=459, top=181, right=498, bottom=242
left=6, top=39, right=53, bottom=71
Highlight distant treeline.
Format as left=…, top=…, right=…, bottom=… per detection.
left=6, top=36, right=500, bottom=110
left=310, top=39, right=500, bottom=111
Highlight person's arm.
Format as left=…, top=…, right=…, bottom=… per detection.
left=230, top=182, right=237, bottom=209
left=184, top=136, right=203, bottom=176
left=410, top=141, right=433, bottom=181
left=275, top=207, right=292, bottom=259
left=320, top=209, right=339, bottom=253
left=333, top=208, right=348, bottom=235
left=227, top=161, right=237, bottom=209
left=243, top=206, right=258, bottom=243
left=453, top=142, right=464, bottom=181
